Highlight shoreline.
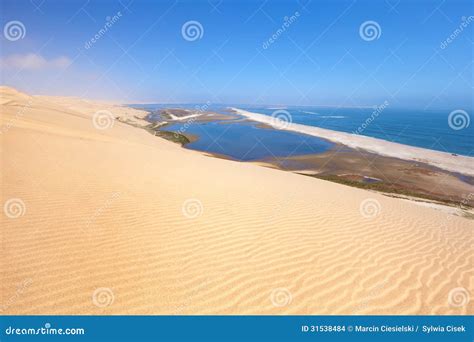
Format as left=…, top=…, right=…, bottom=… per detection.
left=230, top=108, right=474, bottom=176
left=145, top=107, right=473, bottom=210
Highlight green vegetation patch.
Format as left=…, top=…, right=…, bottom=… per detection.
left=145, top=123, right=190, bottom=145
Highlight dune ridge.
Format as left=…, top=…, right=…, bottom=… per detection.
left=1, top=87, right=472, bottom=315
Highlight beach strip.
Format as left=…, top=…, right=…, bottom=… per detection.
left=231, top=108, right=474, bottom=176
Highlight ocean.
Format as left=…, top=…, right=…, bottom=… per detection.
left=139, top=104, right=473, bottom=160
left=236, top=105, right=473, bottom=157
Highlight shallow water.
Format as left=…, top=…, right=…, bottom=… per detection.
left=136, top=103, right=473, bottom=159
left=163, top=120, right=334, bottom=161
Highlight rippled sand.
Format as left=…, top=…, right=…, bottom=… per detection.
left=1, top=87, right=472, bottom=315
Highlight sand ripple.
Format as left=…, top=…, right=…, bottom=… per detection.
left=1, top=88, right=472, bottom=315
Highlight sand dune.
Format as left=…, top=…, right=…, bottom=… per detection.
left=1, top=87, right=472, bottom=315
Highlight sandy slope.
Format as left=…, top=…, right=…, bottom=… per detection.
left=1, top=87, right=472, bottom=315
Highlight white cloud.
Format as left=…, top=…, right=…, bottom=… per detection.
left=0, top=53, right=72, bottom=70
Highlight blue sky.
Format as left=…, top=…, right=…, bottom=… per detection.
left=0, top=0, right=472, bottom=109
